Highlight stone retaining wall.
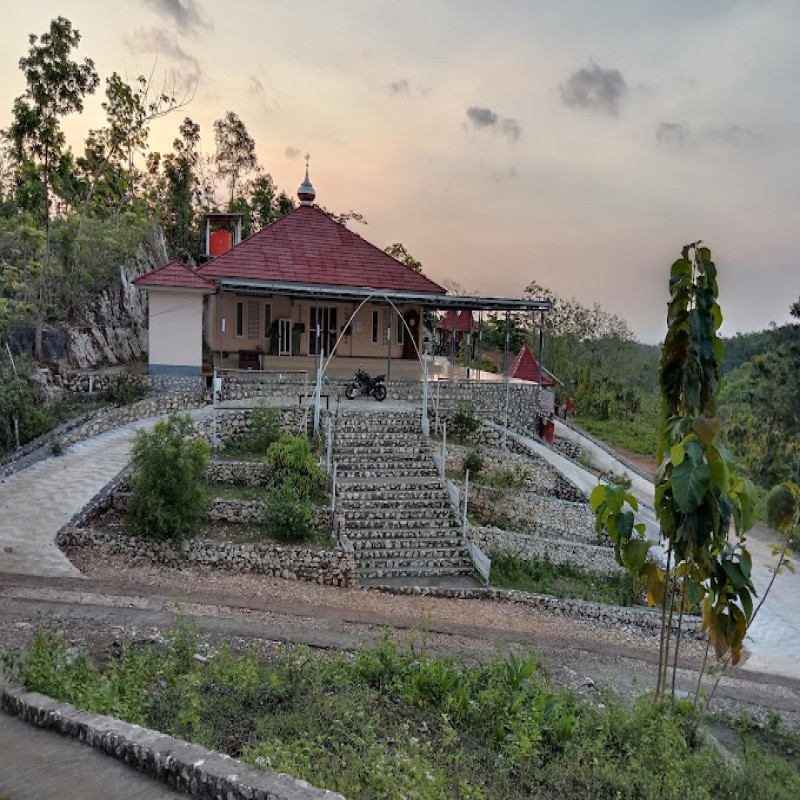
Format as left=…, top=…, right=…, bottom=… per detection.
left=60, top=395, right=206, bottom=449
left=1, top=686, right=343, bottom=800
left=372, top=584, right=704, bottom=638
left=58, top=527, right=354, bottom=587
left=468, top=525, right=622, bottom=577
left=467, top=483, right=597, bottom=543
left=207, top=460, right=271, bottom=485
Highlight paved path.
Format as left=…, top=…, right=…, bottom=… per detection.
left=546, top=420, right=800, bottom=681
left=0, top=706, right=185, bottom=799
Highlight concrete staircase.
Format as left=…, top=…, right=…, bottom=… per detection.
left=334, top=410, right=477, bottom=587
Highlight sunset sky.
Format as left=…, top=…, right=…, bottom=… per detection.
left=2, top=1, right=799, bottom=343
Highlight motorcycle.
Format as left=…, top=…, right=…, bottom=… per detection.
left=345, top=367, right=387, bottom=401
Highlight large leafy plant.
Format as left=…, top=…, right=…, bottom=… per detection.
left=591, top=243, right=757, bottom=700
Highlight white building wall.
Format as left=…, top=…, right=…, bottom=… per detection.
left=148, top=289, right=206, bottom=375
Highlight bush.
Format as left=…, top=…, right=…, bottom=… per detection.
left=102, top=374, right=149, bottom=406
left=262, top=482, right=317, bottom=543
left=126, top=413, right=210, bottom=540
left=265, top=434, right=324, bottom=502
left=451, top=402, right=480, bottom=442
left=463, top=448, right=484, bottom=476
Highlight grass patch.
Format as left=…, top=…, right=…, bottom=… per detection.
left=490, top=549, right=639, bottom=606
left=5, top=625, right=800, bottom=800
left=574, top=416, right=659, bottom=459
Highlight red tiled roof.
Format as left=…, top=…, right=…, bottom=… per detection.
left=436, top=309, right=476, bottom=331
left=133, top=260, right=216, bottom=291
left=196, top=205, right=445, bottom=294
left=508, top=342, right=557, bottom=386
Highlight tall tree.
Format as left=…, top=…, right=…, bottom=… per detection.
left=791, top=296, right=800, bottom=319
left=213, top=111, right=257, bottom=205
left=163, top=117, right=202, bottom=258
left=4, top=17, right=98, bottom=359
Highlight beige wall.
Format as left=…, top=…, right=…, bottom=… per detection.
left=205, top=293, right=422, bottom=364
left=148, top=289, right=206, bottom=374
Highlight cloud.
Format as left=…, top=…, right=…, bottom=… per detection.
left=126, top=27, right=201, bottom=77
left=466, top=106, right=521, bottom=142
left=388, top=78, right=410, bottom=96
left=656, top=121, right=690, bottom=148
left=707, top=124, right=761, bottom=147
left=560, top=63, right=627, bottom=116
left=140, top=0, right=209, bottom=35
left=285, top=146, right=302, bottom=160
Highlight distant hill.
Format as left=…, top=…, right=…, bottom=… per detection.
left=720, top=324, right=799, bottom=374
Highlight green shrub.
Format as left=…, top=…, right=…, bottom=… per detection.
left=451, top=402, right=480, bottom=442
left=225, top=403, right=282, bottom=457
left=482, top=464, right=529, bottom=489
left=262, top=483, right=317, bottom=543
left=463, top=448, right=484, bottom=476
left=265, top=434, right=324, bottom=502
left=101, top=374, right=149, bottom=406
left=126, top=413, right=210, bottom=541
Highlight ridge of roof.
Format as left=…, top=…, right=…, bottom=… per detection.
left=196, top=205, right=445, bottom=294
left=133, top=260, right=216, bottom=291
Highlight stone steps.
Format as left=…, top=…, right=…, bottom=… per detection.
left=333, top=410, right=475, bottom=585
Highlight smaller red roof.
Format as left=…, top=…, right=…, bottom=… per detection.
left=133, top=260, right=216, bottom=291
left=508, top=342, right=556, bottom=386
left=436, top=309, right=477, bottom=331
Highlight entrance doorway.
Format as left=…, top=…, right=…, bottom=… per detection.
left=278, top=318, right=292, bottom=355
left=309, top=307, right=338, bottom=357
left=402, top=308, right=420, bottom=359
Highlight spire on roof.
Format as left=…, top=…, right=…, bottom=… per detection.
left=298, top=153, right=316, bottom=205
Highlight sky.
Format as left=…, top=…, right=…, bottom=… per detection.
left=2, top=0, right=799, bottom=343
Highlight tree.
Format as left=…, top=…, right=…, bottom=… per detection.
left=213, top=111, right=257, bottom=205
left=162, top=117, right=202, bottom=258
left=591, top=243, right=758, bottom=708
left=4, top=17, right=99, bottom=359
left=384, top=242, right=422, bottom=273
left=792, top=296, right=800, bottom=319
left=481, top=313, right=527, bottom=353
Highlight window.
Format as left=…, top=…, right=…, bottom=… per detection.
left=235, top=301, right=244, bottom=338
left=247, top=300, right=260, bottom=339
left=263, top=303, right=272, bottom=337
left=396, top=311, right=404, bottom=345
left=372, top=310, right=379, bottom=344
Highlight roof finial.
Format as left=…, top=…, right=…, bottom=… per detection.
left=298, top=153, right=316, bottom=205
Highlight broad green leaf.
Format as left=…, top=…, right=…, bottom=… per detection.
left=671, top=459, right=711, bottom=513
left=766, top=483, right=800, bottom=533
left=589, top=484, right=607, bottom=513
left=622, top=539, right=652, bottom=573
left=707, top=445, right=730, bottom=490
left=683, top=439, right=704, bottom=465
left=722, top=560, right=746, bottom=590
left=670, top=442, right=685, bottom=466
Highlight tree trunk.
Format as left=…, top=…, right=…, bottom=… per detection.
left=35, top=147, right=51, bottom=362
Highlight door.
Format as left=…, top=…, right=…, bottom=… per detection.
left=403, top=308, right=420, bottom=359
left=278, top=318, right=292, bottom=356
left=309, top=307, right=338, bottom=357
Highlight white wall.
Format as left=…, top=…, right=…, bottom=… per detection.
left=148, top=289, right=205, bottom=374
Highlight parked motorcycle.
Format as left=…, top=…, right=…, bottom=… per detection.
left=345, top=367, right=387, bottom=401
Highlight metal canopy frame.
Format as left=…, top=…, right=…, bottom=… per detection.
left=215, top=278, right=552, bottom=313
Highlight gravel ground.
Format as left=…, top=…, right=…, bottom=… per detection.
left=4, top=550, right=800, bottom=726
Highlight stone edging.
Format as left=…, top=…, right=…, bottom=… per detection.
left=1, top=685, right=343, bottom=800
left=371, top=584, right=704, bottom=639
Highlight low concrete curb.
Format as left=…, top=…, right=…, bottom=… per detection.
left=1, top=685, right=344, bottom=800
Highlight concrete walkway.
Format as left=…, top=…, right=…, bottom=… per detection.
left=0, top=411, right=213, bottom=579
left=0, top=707, right=184, bottom=799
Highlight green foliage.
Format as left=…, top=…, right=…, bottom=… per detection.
left=593, top=244, right=758, bottom=711
left=450, top=402, right=481, bottom=442
left=264, top=433, right=323, bottom=502
left=463, top=448, right=483, bottom=476
left=100, top=372, right=149, bottom=406
left=225, top=403, right=281, bottom=458
left=262, top=482, right=317, bottom=543
left=10, top=625, right=800, bottom=799
left=476, top=463, right=530, bottom=489
left=490, top=549, right=640, bottom=606
left=384, top=241, right=422, bottom=273
left=127, top=413, right=210, bottom=541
